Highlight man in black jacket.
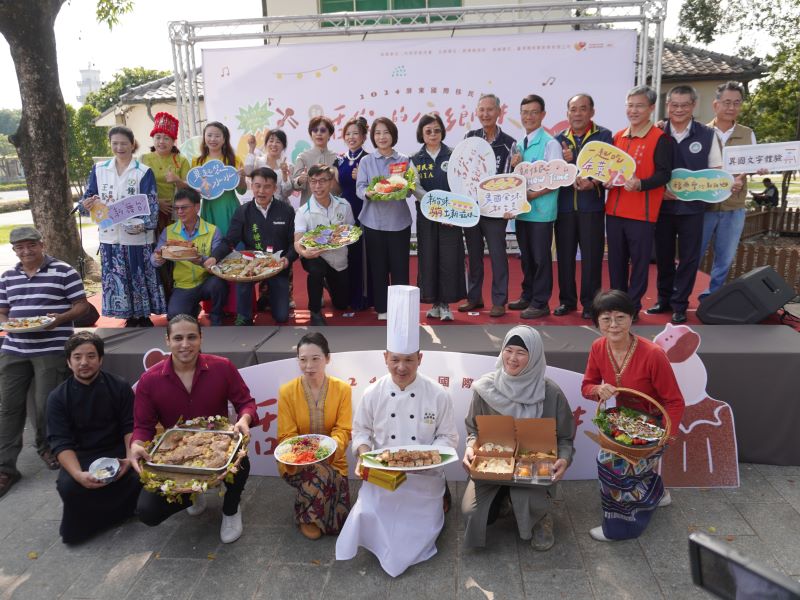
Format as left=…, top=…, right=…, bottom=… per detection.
left=209, top=167, right=297, bottom=324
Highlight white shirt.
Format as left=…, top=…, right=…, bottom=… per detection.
left=522, top=127, right=562, bottom=162
left=352, top=372, right=459, bottom=451
left=714, top=123, right=757, bottom=146
left=294, top=194, right=355, bottom=271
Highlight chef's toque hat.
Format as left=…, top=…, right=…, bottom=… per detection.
left=386, top=285, right=420, bottom=354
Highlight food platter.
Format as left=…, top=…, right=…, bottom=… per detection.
left=300, top=224, right=362, bottom=250
left=145, top=428, right=243, bottom=476
left=593, top=406, right=665, bottom=447
left=274, top=434, right=337, bottom=466
left=161, top=244, right=200, bottom=261
left=207, top=250, right=283, bottom=282
left=361, top=444, right=457, bottom=472
left=366, top=169, right=415, bottom=201
left=0, top=315, right=56, bottom=332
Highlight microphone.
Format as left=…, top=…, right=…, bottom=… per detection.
left=69, top=203, right=81, bottom=215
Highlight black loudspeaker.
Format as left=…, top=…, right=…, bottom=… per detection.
left=697, top=266, right=795, bottom=324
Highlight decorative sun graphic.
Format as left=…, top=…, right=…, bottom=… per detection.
left=236, top=101, right=275, bottom=135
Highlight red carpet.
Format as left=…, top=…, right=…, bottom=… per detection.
left=89, top=257, right=715, bottom=328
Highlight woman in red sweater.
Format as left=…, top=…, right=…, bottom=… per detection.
left=582, top=290, right=684, bottom=541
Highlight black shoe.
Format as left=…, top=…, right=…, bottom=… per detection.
left=553, top=304, right=576, bottom=317
left=310, top=311, right=327, bottom=326
left=124, top=318, right=138, bottom=328
left=581, top=309, right=592, bottom=320
left=646, top=302, right=672, bottom=315
left=508, top=299, right=530, bottom=311
left=671, top=311, right=687, bottom=324
left=138, top=317, right=154, bottom=327
left=458, top=300, right=484, bottom=312
left=0, top=471, right=21, bottom=499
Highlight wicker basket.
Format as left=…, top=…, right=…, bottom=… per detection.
left=584, top=387, right=671, bottom=463
left=206, top=266, right=282, bottom=283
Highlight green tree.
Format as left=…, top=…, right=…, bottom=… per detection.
left=84, top=66, right=170, bottom=114
left=0, top=0, right=134, bottom=272
left=66, top=104, right=110, bottom=196
left=0, top=108, right=21, bottom=135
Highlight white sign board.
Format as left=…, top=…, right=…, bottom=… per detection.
left=723, top=141, right=800, bottom=174
left=202, top=31, right=637, bottom=159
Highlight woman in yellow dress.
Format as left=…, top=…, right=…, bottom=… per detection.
left=191, top=121, right=246, bottom=236
left=140, top=112, right=190, bottom=236
left=277, top=332, right=352, bottom=539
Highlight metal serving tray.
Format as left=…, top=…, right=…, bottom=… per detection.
left=145, top=427, right=243, bottom=476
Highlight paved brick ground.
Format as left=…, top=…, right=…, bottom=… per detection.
left=2, top=438, right=800, bottom=600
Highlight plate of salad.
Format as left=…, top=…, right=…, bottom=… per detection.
left=367, top=168, right=416, bottom=201
left=274, top=434, right=337, bottom=466
left=593, top=406, right=665, bottom=447
left=300, top=224, right=363, bottom=250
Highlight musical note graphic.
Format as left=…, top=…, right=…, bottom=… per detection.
left=221, top=66, right=230, bottom=78
left=542, top=76, right=555, bottom=86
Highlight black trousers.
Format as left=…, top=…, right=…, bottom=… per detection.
left=363, top=226, right=410, bottom=313
left=654, top=212, right=704, bottom=313
left=56, top=463, right=141, bottom=544
left=555, top=210, right=605, bottom=310
left=137, top=457, right=250, bottom=526
left=301, top=257, right=349, bottom=313
left=463, top=216, right=509, bottom=306
left=415, top=203, right=466, bottom=304
left=515, top=220, right=554, bottom=310
left=606, top=215, right=656, bottom=311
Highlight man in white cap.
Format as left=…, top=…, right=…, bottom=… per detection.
left=336, top=285, right=458, bottom=577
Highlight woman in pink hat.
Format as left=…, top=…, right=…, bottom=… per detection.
left=141, top=112, right=190, bottom=237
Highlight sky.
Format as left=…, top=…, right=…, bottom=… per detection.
left=0, top=0, right=758, bottom=110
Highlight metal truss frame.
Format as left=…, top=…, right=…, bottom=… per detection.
left=169, top=1, right=667, bottom=139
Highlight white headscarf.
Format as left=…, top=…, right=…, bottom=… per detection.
left=472, top=325, right=547, bottom=418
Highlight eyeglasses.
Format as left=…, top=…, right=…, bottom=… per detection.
left=423, top=128, right=443, bottom=135
left=311, top=127, right=330, bottom=135
left=521, top=109, right=543, bottom=116
left=309, top=177, right=332, bottom=185
left=719, top=100, right=743, bottom=108
left=174, top=204, right=194, bottom=212
left=597, top=315, right=632, bottom=326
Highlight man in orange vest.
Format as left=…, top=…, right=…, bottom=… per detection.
left=605, top=86, right=674, bottom=318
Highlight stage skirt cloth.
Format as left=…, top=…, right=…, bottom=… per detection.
left=283, top=462, right=351, bottom=535
left=56, top=460, right=141, bottom=544
left=99, top=243, right=166, bottom=319
left=200, top=189, right=239, bottom=236
left=597, top=448, right=664, bottom=540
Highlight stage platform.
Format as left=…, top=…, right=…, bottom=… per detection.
left=93, top=323, right=800, bottom=467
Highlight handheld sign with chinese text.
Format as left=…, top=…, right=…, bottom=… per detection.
left=187, top=159, right=240, bottom=200
left=514, top=159, right=578, bottom=190
left=667, top=169, right=734, bottom=203
left=576, top=141, right=635, bottom=186
left=90, top=194, right=150, bottom=228
left=475, top=174, right=530, bottom=217
left=447, top=138, right=497, bottom=200
left=722, top=141, right=800, bottom=175
left=420, top=190, right=480, bottom=227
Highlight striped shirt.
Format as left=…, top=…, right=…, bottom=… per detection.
left=0, top=256, right=86, bottom=356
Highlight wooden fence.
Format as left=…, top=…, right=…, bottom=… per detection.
left=741, top=207, right=800, bottom=239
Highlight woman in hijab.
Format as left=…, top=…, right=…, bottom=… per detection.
left=461, top=325, right=575, bottom=551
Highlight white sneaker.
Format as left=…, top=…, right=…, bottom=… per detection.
left=440, top=305, right=454, bottom=321
left=377, top=312, right=387, bottom=321
left=658, top=490, right=672, bottom=507
left=589, top=526, right=612, bottom=542
left=426, top=305, right=441, bottom=319
left=186, top=493, right=207, bottom=516
left=220, top=509, right=243, bottom=543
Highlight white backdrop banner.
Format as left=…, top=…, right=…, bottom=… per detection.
left=238, top=351, right=601, bottom=482
left=202, top=30, right=637, bottom=160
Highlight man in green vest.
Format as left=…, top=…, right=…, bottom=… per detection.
left=700, top=81, right=765, bottom=298
left=152, top=188, right=227, bottom=324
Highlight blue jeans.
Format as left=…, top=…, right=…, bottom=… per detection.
left=700, top=209, right=745, bottom=295
left=237, top=273, right=289, bottom=323
left=168, top=276, right=228, bottom=325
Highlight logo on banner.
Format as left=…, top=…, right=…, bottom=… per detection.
left=513, top=159, right=578, bottom=191
left=187, top=159, right=240, bottom=200
left=576, top=140, right=636, bottom=186
left=667, top=168, right=734, bottom=203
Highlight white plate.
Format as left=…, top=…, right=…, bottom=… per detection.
left=361, top=444, right=458, bottom=472
left=0, top=316, right=55, bottom=332
left=274, top=434, right=337, bottom=466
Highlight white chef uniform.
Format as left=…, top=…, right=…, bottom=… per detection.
left=335, top=285, right=459, bottom=577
